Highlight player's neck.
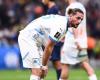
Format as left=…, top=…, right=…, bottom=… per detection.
left=48, top=2, right=56, bottom=8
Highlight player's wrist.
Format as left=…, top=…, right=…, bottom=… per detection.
left=75, top=40, right=82, bottom=51
left=41, top=65, right=48, bottom=70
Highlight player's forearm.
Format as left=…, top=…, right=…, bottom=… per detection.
left=42, top=40, right=55, bottom=66
left=72, top=28, right=82, bottom=50
left=42, top=48, right=52, bottom=66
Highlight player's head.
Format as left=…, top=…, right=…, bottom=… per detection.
left=68, top=8, right=84, bottom=28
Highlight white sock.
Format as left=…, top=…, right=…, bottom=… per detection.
left=59, top=78, right=62, bottom=80
left=89, top=74, right=97, bottom=80
left=30, top=75, right=40, bottom=80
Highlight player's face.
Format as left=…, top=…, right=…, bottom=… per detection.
left=71, top=12, right=84, bottom=28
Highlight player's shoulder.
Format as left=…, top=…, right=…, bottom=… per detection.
left=41, top=14, right=62, bottom=19
left=42, top=14, right=66, bottom=21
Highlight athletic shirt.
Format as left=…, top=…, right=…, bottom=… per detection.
left=47, top=5, right=60, bottom=14
left=20, top=14, right=67, bottom=46
left=65, top=2, right=87, bottom=48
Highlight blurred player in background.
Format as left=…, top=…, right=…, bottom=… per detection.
left=59, top=0, right=98, bottom=80
left=42, top=0, right=63, bottom=79
left=18, top=8, right=84, bottom=80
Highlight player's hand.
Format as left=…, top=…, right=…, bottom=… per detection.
left=41, top=66, right=48, bottom=78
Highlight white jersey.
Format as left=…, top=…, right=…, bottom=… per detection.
left=65, top=2, right=87, bottom=48
left=18, top=14, right=68, bottom=68
left=61, top=2, right=88, bottom=65
left=20, top=15, right=67, bottom=46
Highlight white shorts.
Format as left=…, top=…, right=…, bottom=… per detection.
left=61, top=47, right=88, bottom=65
left=18, top=34, right=43, bottom=68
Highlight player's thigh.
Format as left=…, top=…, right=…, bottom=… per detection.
left=50, top=50, right=60, bottom=61
left=18, top=36, right=43, bottom=68
left=50, top=43, right=63, bottom=61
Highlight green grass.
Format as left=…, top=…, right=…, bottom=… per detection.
left=0, top=68, right=100, bottom=80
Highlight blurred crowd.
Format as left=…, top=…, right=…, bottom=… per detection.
left=0, top=0, right=100, bottom=69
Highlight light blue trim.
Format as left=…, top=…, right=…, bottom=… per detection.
left=22, top=52, right=29, bottom=60
left=49, top=35, right=58, bottom=43
left=34, top=28, right=44, bottom=35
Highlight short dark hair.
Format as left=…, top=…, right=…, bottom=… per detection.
left=68, top=8, right=84, bottom=15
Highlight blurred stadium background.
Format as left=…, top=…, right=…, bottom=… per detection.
left=0, top=0, right=100, bottom=80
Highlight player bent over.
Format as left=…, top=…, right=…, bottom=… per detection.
left=18, top=8, right=84, bottom=80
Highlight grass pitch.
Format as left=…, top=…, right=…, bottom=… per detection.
left=0, top=68, right=100, bottom=80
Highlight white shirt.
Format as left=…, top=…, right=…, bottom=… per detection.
left=65, top=2, right=87, bottom=48
left=20, top=15, right=67, bottom=46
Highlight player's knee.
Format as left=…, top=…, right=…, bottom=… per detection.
left=60, top=72, right=69, bottom=79
left=31, top=68, right=42, bottom=76
left=30, top=75, right=40, bottom=80
left=53, top=61, right=61, bottom=69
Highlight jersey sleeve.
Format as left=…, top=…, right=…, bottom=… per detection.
left=49, top=27, right=65, bottom=42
